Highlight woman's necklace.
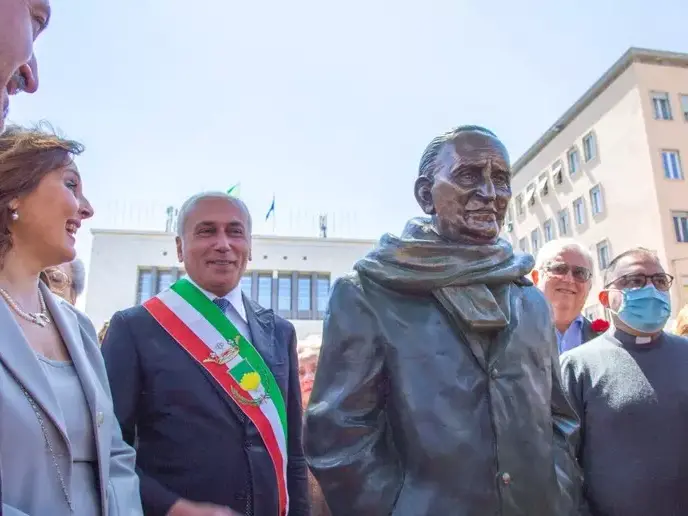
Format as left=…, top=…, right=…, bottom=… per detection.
left=0, top=287, right=51, bottom=327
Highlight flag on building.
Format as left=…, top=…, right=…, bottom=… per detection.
left=265, top=195, right=275, bottom=221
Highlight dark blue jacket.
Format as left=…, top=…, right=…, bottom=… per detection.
left=102, top=297, right=309, bottom=516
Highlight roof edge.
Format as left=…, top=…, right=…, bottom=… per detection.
left=89, top=227, right=377, bottom=245
left=512, top=47, right=688, bottom=175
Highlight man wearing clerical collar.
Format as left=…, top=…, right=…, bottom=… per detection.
left=561, top=247, right=688, bottom=516
left=102, top=192, right=309, bottom=516
left=304, top=125, right=585, bottom=515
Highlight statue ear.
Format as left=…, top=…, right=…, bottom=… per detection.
left=175, top=236, right=184, bottom=263
left=414, top=176, right=435, bottom=215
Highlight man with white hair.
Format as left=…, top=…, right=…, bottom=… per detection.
left=103, top=192, right=310, bottom=516
left=531, top=239, right=604, bottom=353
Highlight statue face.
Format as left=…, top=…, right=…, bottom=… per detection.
left=415, top=131, right=511, bottom=244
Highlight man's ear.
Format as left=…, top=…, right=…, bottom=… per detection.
left=598, top=290, right=609, bottom=308
left=175, top=236, right=183, bottom=263
left=531, top=269, right=539, bottom=285
left=414, top=176, right=435, bottom=215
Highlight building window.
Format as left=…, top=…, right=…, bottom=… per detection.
left=573, top=197, right=585, bottom=226
left=597, top=240, right=610, bottom=270
left=515, top=194, right=524, bottom=216
left=257, top=274, right=272, bottom=308
left=538, top=172, right=549, bottom=197
left=240, top=275, right=252, bottom=296
left=662, top=150, right=683, bottom=179
left=567, top=147, right=580, bottom=175
left=518, top=237, right=528, bottom=253
left=681, top=94, right=688, bottom=122
left=297, top=275, right=312, bottom=319
left=531, top=229, right=540, bottom=254
left=240, top=271, right=332, bottom=319
left=652, top=91, right=672, bottom=120
left=316, top=275, right=330, bottom=316
left=277, top=274, right=292, bottom=317
left=135, top=267, right=184, bottom=304
left=543, top=219, right=554, bottom=242
left=552, top=160, right=564, bottom=185
left=136, top=270, right=155, bottom=304
left=582, top=132, right=597, bottom=162
left=159, top=270, right=176, bottom=293
left=526, top=184, right=536, bottom=206
left=558, top=208, right=570, bottom=236
left=590, top=185, right=604, bottom=215
left=673, top=212, right=688, bottom=243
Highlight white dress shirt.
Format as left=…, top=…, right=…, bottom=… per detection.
left=185, top=276, right=251, bottom=341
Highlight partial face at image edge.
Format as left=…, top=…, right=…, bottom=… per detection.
left=0, top=0, right=50, bottom=130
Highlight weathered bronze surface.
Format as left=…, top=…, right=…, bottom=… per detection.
left=304, top=126, right=586, bottom=515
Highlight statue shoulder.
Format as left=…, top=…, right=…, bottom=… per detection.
left=328, top=272, right=389, bottom=318
left=514, top=282, right=553, bottom=319
left=329, top=272, right=367, bottom=304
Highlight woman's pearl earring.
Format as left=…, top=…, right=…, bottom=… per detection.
left=10, top=211, right=18, bottom=221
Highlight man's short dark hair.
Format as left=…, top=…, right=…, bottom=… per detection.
left=603, top=247, right=659, bottom=286
left=418, top=125, right=499, bottom=181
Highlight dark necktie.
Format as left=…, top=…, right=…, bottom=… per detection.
left=213, top=297, right=230, bottom=313
left=212, top=296, right=253, bottom=515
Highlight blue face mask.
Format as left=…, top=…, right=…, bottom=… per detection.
left=610, top=285, right=671, bottom=333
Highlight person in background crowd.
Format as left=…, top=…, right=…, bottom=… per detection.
left=97, top=319, right=110, bottom=345
left=297, top=338, right=320, bottom=409
left=0, top=0, right=47, bottom=132
left=41, top=258, right=86, bottom=305
left=102, top=192, right=310, bottom=516
left=561, top=247, right=688, bottom=516
left=531, top=239, right=605, bottom=353
left=297, top=339, right=331, bottom=516
left=0, top=125, right=142, bottom=515
left=673, top=304, right=688, bottom=337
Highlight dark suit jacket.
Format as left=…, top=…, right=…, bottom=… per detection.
left=101, top=296, right=309, bottom=516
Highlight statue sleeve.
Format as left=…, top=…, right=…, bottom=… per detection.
left=550, top=328, right=591, bottom=516
left=303, top=277, right=403, bottom=515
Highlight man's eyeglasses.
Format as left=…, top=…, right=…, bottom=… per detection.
left=544, top=262, right=592, bottom=283
left=605, top=273, right=674, bottom=292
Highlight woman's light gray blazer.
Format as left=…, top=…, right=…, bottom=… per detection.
left=0, top=283, right=143, bottom=515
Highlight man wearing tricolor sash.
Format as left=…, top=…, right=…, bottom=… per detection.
left=102, top=192, right=310, bottom=516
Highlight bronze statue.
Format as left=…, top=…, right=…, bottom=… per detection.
left=303, top=126, right=585, bottom=515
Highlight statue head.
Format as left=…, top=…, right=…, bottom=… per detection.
left=414, top=125, right=511, bottom=244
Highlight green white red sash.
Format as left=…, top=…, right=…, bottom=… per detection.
left=143, top=278, right=288, bottom=516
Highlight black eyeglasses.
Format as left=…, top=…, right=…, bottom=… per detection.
left=605, top=273, right=674, bottom=292
left=544, top=262, right=592, bottom=283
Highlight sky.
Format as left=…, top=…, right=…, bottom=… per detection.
left=8, top=0, right=688, bottom=273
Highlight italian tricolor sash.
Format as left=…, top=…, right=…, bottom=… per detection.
left=143, top=278, right=288, bottom=516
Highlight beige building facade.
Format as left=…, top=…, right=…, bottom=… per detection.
left=86, top=229, right=376, bottom=339
left=505, top=47, right=688, bottom=320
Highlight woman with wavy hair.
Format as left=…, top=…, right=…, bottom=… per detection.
left=0, top=124, right=142, bottom=515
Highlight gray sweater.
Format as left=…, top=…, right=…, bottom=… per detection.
left=561, top=329, right=688, bottom=516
